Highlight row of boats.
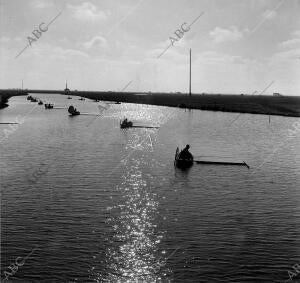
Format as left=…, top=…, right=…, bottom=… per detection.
left=27, top=95, right=249, bottom=170
left=27, top=95, right=148, bottom=129
left=27, top=95, right=39, bottom=103
left=67, top=106, right=150, bottom=130
left=67, top=105, right=249, bottom=169
left=67, top=101, right=121, bottom=117
left=67, top=106, right=134, bottom=129
left=28, top=95, right=120, bottom=113
left=27, top=95, right=54, bottom=109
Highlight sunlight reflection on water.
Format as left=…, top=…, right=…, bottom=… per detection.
left=93, top=104, right=178, bottom=282
left=101, top=160, right=169, bottom=282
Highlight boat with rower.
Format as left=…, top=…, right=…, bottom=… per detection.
left=174, top=147, right=249, bottom=169
left=68, top=105, right=80, bottom=116
left=45, top=103, right=54, bottom=109
left=174, top=147, right=194, bottom=168
left=120, top=118, right=133, bottom=128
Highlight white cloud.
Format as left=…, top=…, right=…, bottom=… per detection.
left=279, top=38, right=300, bottom=49
left=68, top=2, right=108, bottom=22
left=54, top=47, right=90, bottom=59
left=0, top=36, right=11, bottom=43
left=209, top=26, right=243, bottom=43
left=25, top=44, right=90, bottom=60
left=83, top=35, right=108, bottom=49
left=196, top=51, right=251, bottom=65
left=279, top=30, right=300, bottom=49
left=31, top=0, right=54, bottom=9
left=272, top=48, right=300, bottom=62
left=292, top=30, right=300, bottom=38
left=262, top=9, right=277, bottom=20
left=0, top=36, right=22, bottom=45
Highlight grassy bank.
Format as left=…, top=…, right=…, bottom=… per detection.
left=79, top=92, right=300, bottom=117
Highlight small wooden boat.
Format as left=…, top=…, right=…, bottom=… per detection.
left=79, top=97, right=85, bottom=101
left=67, top=96, right=72, bottom=99
left=120, top=119, right=133, bottom=128
left=68, top=105, right=80, bottom=116
left=31, top=97, right=37, bottom=102
left=27, top=95, right=33, bottom=100
left=45, top=103, right=53, bottom=109
left=174, top=147, right=250, bottom=169
left=174, top=147, right=193, bottom=168
left=38, top=100, right=43, bottom=105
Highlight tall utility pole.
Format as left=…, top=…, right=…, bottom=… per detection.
left=189, top=48, right=192, bottom=96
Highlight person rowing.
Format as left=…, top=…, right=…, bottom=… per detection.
left=120, top=118, right=133, bottom=128
left=178, top=144, right=193, bottom=161
left=175, top=145, right=249, bottom=169
left=68, top=105, right=80, bottom=116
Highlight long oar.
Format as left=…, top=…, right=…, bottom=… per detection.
left=0, top=122, right=19, bottom=124
left=79, top=113, right=100, bottom=116
left=193, top=159, right=250, bottom=168
left=130, top=125, right=160, bottom=129
left=194, top=155, right=235, bottom=159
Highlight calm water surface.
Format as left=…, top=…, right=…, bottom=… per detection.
left=1, top=94, right=299, bottom=282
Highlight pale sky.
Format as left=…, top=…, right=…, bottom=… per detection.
left=0, top=0, right=299, bottom=95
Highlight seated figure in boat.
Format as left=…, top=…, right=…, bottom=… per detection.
left=68, top=105, right=80, bottom=115
left=120, top=118, right=133, bottom=128
left=178, top=144, right=193, bottom=161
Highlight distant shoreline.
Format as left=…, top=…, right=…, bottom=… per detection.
left=1, top=89, right=300, bottom=117
left=75, top=91, right=300, bottom=117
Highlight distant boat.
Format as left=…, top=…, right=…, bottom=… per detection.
left=68, top=105, right=80, bottom=116
left=27, top=95, right=33, bottom=100
left=45, top=103, right=53, bottom=109
left=79, top=97, right=85, bottom=101
left=38, top=100, right=43, bottom=105
left=115, top=101, right=121, bottom=104
left=31, top=97, right=37, bottom=102
left=67, top=96, right=72, bottom=99
left=120, top=118, right=133, bottom=128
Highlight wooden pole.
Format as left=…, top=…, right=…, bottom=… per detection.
left=189, top=48, right=191, bottom=96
